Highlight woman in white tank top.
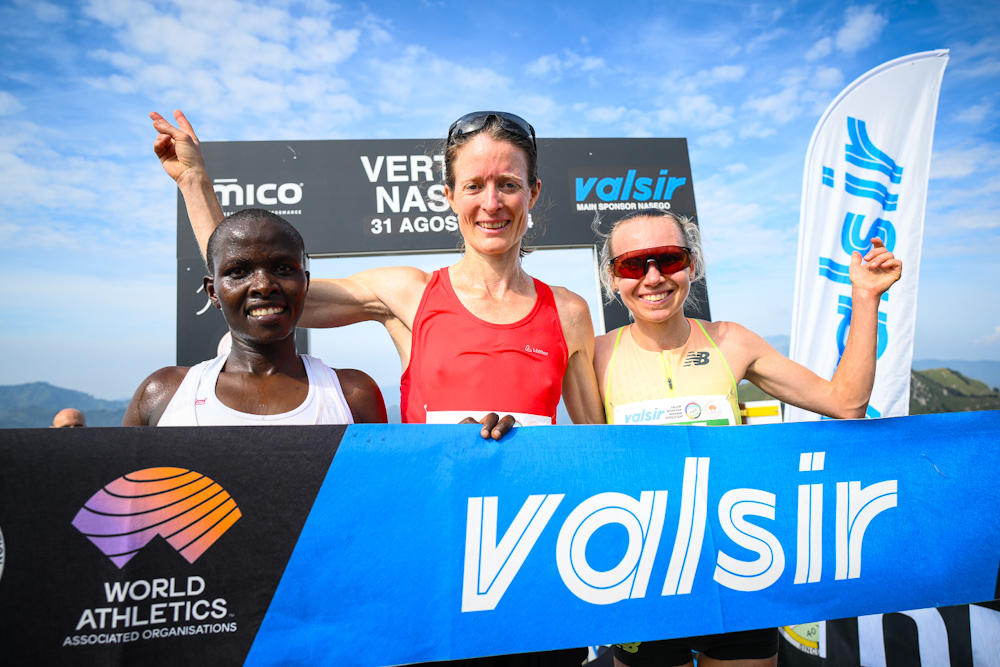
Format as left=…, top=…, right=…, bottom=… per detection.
left=122, top=209, right=386, bottom=427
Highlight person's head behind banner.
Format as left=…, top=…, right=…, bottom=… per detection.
left=596, top=208, right=705, bottom=311
left=204, top=208, right=309, bottom=347
left=51, top=408, right=86, bottom=428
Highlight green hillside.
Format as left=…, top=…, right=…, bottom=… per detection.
left=0, top=383, right=128, bottom=428
left=738, top=367, right=1000, bottom=415
left=910, top=368, right=1000, bottom=414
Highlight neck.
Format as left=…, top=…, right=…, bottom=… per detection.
left=630, top=312, right=691, bottom=352
left=224, top=334, right=302, bottom=376
left=450, top=246, right=529, bottom=296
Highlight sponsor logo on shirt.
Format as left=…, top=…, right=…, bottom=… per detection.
left=525, top=345, right=549, bottom=356
left=683, top=351, right=710, bottom=367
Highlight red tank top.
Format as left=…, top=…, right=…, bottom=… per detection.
left=401, top=267, right=569, bottom=424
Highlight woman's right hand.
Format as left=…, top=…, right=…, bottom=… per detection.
left=150, top=110, right=207, bottom=185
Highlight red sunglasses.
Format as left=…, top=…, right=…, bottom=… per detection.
left=609, top=245, right=693, bottom=279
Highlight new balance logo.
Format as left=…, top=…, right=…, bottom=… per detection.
left=72, top=467, right=241, bottom=568
left=683, top=352, right=710, bottom=367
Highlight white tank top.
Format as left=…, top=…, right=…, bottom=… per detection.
left=157, top=354, right=355, bottom=426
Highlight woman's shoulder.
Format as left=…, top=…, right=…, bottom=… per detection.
left=140, top=366, right=193, bottom=395
left=546, top=284, right=595, bottom=338
left=696, top=318, right=751, bottom=339
left=544, top=283, right=589, bottom=317
left=595, top=325, right=624, bottom=347
left=122, top=366, right=193, bottom=426
left=695, top=319, right=772, bottom=360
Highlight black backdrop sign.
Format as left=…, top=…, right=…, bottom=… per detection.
left=176, top=138, right=708, bottom=366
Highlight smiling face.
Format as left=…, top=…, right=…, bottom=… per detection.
left=609, top=216, right=694, bottom=324
left=205, top=219, right=309, bottom=346
left=445, top=134, right=541, bottom=259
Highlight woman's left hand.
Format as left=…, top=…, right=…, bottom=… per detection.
left=460, top=413, right=516, bottom=440
left=849, top=237, right=902, bottom=297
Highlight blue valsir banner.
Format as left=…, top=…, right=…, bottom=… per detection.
left=247, top=412, right=1000, bottom=665
left=2, top=413, right=998, bottom=665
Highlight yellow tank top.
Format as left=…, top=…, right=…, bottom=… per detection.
left=604, top=319, right=740, bottom=426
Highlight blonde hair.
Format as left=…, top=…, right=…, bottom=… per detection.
left=593, top=208, right=705, bottom=309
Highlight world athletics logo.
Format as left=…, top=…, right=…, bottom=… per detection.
left=72, top=467, right=242, bottom=568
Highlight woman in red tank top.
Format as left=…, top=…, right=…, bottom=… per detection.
left=151, top=110, right=606, bottom=439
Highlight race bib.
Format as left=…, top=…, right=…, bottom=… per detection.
left=424, top=411, right=552, bottom=427
left=613, top=395, right=737, bottom=426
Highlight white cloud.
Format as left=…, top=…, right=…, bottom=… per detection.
left=31, top=0, right=68, bottom=23
left=746, top=28, right=787, bottom=54
left=585, top=106, right=627, bottom=124
left=738, top=122, right=776, bottom=139
left=974, top=326, right=1000, bottom=346
left=950, top=36, right=1000, bottom=79
left=0, top=91, right=24, bottom=115
left=79, top=0, right=363, bottom=130
left=835, top=5, right=887, bottom=55
left=812, top=66, right=844, bottom=90
left=698, top=131, right=734, bottom=149
left=806, top=37, right=833, bottom=61
left=744, top=85, right=802, bottom=124
left=657, top=94, right=735, bottom=131
left=954, top=103, right=992, bottom=124
left=525, top=54, right=561, bottom=78
left=524, top=50, right=605, bottom=81
left=705, top=65, right=746, bottom=84
left=930, top=146, right=995, bottom=179
left=723, top=163, right=749, bottom=175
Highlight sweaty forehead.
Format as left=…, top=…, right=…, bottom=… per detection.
left=213, top=221, right=303, bottom=262
left=611, top=216, right=685, bottom=255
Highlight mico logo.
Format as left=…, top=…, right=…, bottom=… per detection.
left=213, top=178, right=302, bottom=206
left=72, top=467, right=242, bottom=568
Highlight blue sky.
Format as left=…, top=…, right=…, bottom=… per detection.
left=1, top=0, right=998, bottom=401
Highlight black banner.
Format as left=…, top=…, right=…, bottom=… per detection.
left=177, top=137, right=707, bottom=365
left=0, top=426, right=344, bottom=666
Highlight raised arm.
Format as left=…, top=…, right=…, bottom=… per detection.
left=552, top=287, right=606, bottom=424
left=150, top=111, right=430, bottom=339
left=150, top=110, right=225, bottom=259
left=742, top=237, right=902, bottom=418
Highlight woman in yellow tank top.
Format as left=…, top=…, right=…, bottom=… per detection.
left=593, top=208, right=901, bottom=667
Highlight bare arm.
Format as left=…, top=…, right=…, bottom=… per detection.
left=122, top=367, right=190, bottom=426
left=336, top=369, right=388, bottom=424
left=552, top=287, right=605, bottom=424
left=150, top=111, right=430, bottom=348
left=300, top=266, right=429, bottom=330
left=150, top=110, right=224, bottom=259
left=742, top=238, right=901, bottom=418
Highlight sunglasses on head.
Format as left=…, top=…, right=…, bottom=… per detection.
left=447, top=111, right=537, bottom=150
left=609, top=245, right=693, bottom=279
